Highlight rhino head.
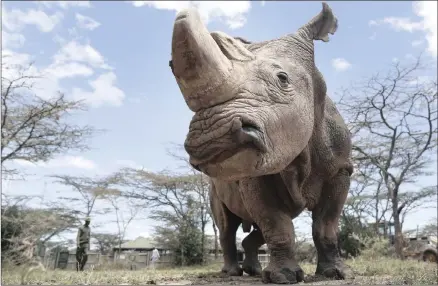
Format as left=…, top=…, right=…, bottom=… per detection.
left=170, top=2, right=338, bottom=181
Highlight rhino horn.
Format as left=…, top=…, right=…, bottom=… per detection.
left=171, top=8, right=254, bottom=112
left=297, top=2, right=338, bottom=43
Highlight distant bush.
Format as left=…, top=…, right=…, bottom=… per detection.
left=360, top=237, right=396, bottom=260
left=294, top=242, right=316, bottom=263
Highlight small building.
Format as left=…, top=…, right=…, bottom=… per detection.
left=112, top=237, right=172, bottom=269
left=113, top=236, right=167, bottom=254
left=111, top=236, right=272, bottom=269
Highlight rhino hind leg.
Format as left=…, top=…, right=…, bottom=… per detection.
left=210, top=186, right=243, bottom=276
left=241, top=226, right=265, bottom=276
left=311, top=169, right=354, bottom=280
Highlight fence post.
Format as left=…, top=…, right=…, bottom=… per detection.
left=54, top=250, right=60, bottom=270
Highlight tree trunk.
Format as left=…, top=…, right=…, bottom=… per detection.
left=375, top=202, right=380, bottom=235
left=201, top=221, right=206, bottom=264
left=212, top=222, right=218, bottom=259
left=181, top=245, right=185, bottom=266
left=392, top=195, right=404, bottom=260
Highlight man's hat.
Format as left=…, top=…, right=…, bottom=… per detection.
left=85, top=217, right=91, bottom=221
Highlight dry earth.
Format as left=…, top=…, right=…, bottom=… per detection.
left=2, top=257, right=437, bottom=285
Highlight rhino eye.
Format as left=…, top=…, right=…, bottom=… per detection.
left=277, top=72, right=289, bottom=84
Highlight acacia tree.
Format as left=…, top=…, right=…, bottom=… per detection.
left=166, top=145, right=216, bottom=260
left=418, top=218, right=438, bottom=236
left=1, top=194, right=77, bottom=265
left=343, top=158, right=390, bottom=234
left=338, top=55, right=437, bottom=258
left=117, top=168, right=205, bottom=265
left=101, top=189, right=142, bottom=252
left=1, top=58, right=96, bottom=177
left=50, top=175, right=116, bottom=225
left=92, top=233, right=120, bottom=255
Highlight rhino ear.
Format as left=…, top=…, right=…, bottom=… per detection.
left=298, top=2, right=338, bottom=42
left=210, top=31, right=255, bottom=62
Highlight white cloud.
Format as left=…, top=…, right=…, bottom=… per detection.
left=2, top=50, right=33, bottom=74
left=3, top=38, right=123, bottom=107
left=2, top=50, right=90, bottom=102
left=369, top=32, right=377, bottom=41
left=2, top=49, right=61, bottom=101
left=331, top=58, right=352, bottom=72
left=2, top=8, right=63, bottom=33
left=39, top=1, right=91, bottom=9
left=131, top=1, right=251, bottom=29
left=45, top=62, right=95, bottom=79
left=71, top=72, right=126, bottom=107
left=369, top=1, right=437, bottom=58
left=115, top=160, right=147, bottom=170
left=413, top=1, right=437, bottom=58
left=369, top=17, right=422, bottom=32
left=411, top=39, right=424, bottom=47
left=75, top=13, right=101, bottom=31
left=2, top=30, right=26, bottom=49
left=53, top=41, right=112, bottom=70
left=14, top=156, right=97, bottom=170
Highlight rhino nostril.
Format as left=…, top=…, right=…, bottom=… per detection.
left=241, top=122, right=260, bottom=134
left=237, top=121, right=267, bottom=152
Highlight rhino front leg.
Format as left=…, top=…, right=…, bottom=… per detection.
left=240, top=176, right=304, bottom=284
left=241, top=225, right=265, bottom=276
left=210, top=185, right=243, bottom=276
left=311, top=169, right=354, bottom=280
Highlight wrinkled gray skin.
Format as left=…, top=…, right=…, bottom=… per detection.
left=170, top=2, right=354, bottom=284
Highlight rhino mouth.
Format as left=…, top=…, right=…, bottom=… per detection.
left=188, top=118, right=266, bottom=170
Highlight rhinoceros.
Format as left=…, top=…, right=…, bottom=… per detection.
left=169, top=2, right=354, bottom=284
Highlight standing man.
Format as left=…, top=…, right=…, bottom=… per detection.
left=150, top=247, right=160, bottom=270
left=76, top=217, right=91, bottom=271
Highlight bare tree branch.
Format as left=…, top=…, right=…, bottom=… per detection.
left=337, top=54, right=437, bottom=259
left=1, top=57, right=99, bottom=176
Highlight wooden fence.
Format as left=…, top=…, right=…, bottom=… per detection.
left=44, top=250, right=271, bottom=270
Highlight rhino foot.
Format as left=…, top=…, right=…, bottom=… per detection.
left=315, top=261, right=354, bottom=280
left=242, top=259, right=262, bottom=276
left=221, top=264, right=243, bottom=276
left=262, top=264, right=304, bottom=284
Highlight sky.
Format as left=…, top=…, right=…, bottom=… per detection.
left=2, top=1, right=437, bottom=244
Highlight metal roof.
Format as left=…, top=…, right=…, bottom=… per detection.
left=119, top=237, right=162, bottom=249
left=117, top=236, right=270, bottom=251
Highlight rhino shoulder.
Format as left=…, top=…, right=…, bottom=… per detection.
left=311, top=96, right=353, bottom=176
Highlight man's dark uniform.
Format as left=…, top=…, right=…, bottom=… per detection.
left=76, top=217, right=91, bottom=271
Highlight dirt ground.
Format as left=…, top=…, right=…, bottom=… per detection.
left=2, top=257, right=437, bottom=285
left=163, top=272, right=407, bottom=285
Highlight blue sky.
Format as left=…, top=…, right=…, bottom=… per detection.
left=2, top=1, right=437, bottom=243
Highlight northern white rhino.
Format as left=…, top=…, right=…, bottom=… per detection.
left=169, top=2, right=354, bottom=284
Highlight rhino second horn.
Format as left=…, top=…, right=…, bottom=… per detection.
left=297, top=2, right=338, bottom=43
left=171, top=8, right=233, bottom=112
